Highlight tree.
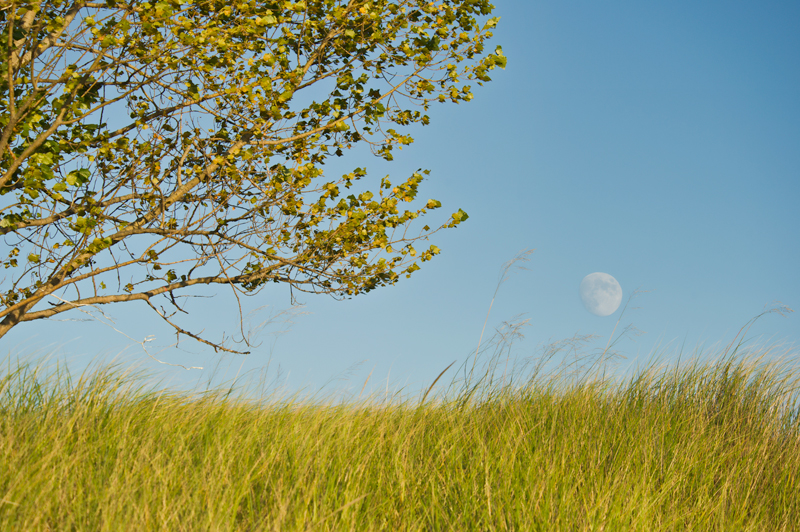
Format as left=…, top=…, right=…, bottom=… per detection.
left=0, top=0, right=505, bottom=352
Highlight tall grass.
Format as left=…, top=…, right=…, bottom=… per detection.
left=1, top=337, right=799, bottom=531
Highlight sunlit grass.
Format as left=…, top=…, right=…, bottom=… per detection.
left=1, top=336, right=798, bottom=531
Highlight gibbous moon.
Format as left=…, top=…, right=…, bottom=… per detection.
left=580, top=273, right=622, bottom=317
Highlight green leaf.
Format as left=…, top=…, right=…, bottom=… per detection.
left=86, top=237, right=112, bottom=254
left=154, top=2, right=172, bottom=16
left=277, top=88, right=294, bottom=102
left=66, top=169, right=90, bottom=186
left=451, top=209, right=469, bottom=223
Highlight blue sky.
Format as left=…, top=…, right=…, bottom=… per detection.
left=6, top=0, right=799, bottom=398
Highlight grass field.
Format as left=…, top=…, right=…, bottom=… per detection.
left=1, top=334, right=799, bottom=531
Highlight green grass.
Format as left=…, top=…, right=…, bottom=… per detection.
left=1, top=341, right=799, bottom=532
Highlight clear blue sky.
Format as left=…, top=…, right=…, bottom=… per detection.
left=6, top=0, right=799, bottom=399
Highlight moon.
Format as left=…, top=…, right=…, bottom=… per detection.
left=580, top=273, right=622, bottom=317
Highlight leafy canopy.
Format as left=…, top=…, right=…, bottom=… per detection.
left=0, top=0, right=505, bottom=351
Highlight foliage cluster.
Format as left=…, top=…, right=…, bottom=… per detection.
left=0, top=0, right=504, bottom=348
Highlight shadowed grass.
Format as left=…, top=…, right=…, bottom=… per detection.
left=0, top=340, right=799, bottom=531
